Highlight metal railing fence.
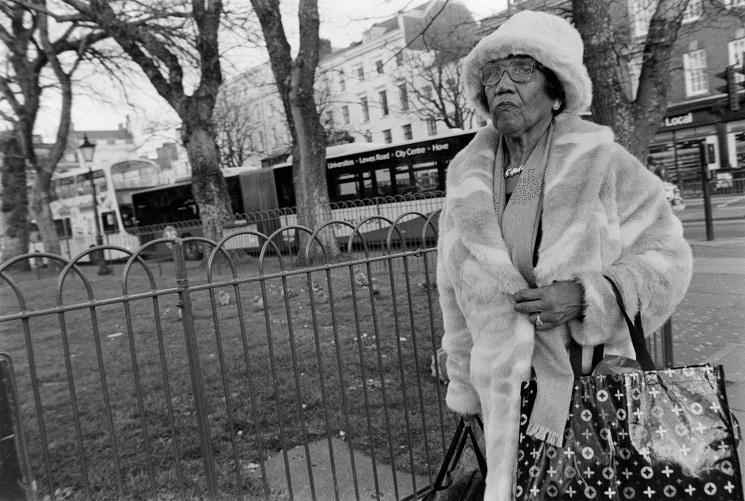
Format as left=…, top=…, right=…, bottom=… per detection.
left=0, top=214, right=674, bottom=500
left=0, top=215, right=452, bottom=500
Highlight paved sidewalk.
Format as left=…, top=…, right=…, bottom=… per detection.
left=677, top=235, right=745, bottom=478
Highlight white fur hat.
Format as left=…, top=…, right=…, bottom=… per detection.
left=463, top=10, right=592, bottom=116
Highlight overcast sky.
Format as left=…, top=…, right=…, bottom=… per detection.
left=38, top=0, right=508, bottom=147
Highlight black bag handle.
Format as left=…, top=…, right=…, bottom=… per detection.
left=604, top=277, right=655, bottom=372
left=430, top=416, right=486, bottom=492
left=569, top=277, right=655, bottom=376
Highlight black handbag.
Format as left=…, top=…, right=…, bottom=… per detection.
left=516, top=278, right=744, bottom=500
left=421, top=416, right=487, bottom=501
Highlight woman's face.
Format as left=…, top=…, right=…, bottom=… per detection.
left=482, top=56, right=555, bottom=138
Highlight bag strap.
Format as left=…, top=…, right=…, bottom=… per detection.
left=466, top=416, right=487, bottom=474
left=604, top=277, right=655, bottom=372
left=431, top=416, right=487, bottom=490
left=568, top=277, right=655, bottom=376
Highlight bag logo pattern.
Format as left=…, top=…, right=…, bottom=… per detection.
left=516, top=365, right=743, bottom=500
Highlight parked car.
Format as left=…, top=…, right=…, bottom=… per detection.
left=664, top=181, right=685, bottom=211
left=715, top=172, right=734, bottom=191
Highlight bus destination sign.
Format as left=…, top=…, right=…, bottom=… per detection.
left=328, top=140, right=452, bottom=169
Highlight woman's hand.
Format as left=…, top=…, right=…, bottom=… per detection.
left=513, top=280, right=584, bottom=330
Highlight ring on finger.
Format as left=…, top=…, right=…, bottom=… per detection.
left=535, top=313, right=544, bottom=327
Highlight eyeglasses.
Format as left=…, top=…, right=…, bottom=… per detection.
left=480, top=58, right=537, bottom=86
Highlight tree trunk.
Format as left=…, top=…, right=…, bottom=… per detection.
left=251, top=0, right=339, bottom=263
left=0, top=131, right=30, bottom=264
left=182, top=119, right=231, bottom=243
left=573, top=0, right=689, bottom=163
left=290, top=78, right=336, bottom=262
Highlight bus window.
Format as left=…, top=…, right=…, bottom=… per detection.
left=76, top=170, right=107, bottom=195
left=273, top=166, right=295, bottom=208
left=102, top=211, right=119, bottom=233
left=393, top=165, right=415, bottom=194
left=361, top=171, right=374, bottom=198
left=56, top=177, right=76, bottom=199
left=112, top=160, right=160, bottom=189
left=413, top=161, right=439, bottom=191
left=335, top=172, right=359, bottom=200
left=375, top=168, right=394, bottom=196
left=120, top=204, right=136, bottom=228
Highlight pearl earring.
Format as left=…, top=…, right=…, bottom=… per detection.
left=552, top=101, right=561, bottom=110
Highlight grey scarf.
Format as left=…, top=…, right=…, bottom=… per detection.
left=494, top=124, right=574, bottom=447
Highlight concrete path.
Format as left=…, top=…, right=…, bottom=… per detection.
left=264, top=437, right=429, bottom=500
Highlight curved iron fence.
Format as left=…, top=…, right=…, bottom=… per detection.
left=0, top=214, right=673, bottom=500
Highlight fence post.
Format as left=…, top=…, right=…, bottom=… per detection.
left=0, top=354, right=29, bottom=501
left=173, top=241, right=218, bottom=496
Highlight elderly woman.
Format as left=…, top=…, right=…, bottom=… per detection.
left=436, top=10, right=692, bottom=500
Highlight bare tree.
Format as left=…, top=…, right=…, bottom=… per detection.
left=60, top=0, right=232, bottom=242
left=395, top=0, right=479, bottom=130
left=0, top=0, right=107, bottom=261
left=250, top=0, right=338, bottom=260
left=571, top=0, right=690, bottom=162
left=571, top=0, right=742, bottom=162
left=213, top=83, right=264, bottom=168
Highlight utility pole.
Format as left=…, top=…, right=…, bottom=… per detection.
left=698, top=142, right=714, bottom=241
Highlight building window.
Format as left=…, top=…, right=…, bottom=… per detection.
left=402, top=124, right=413, bottom=140
left=357, top=66, right=365, bottom=81
left=427, top=118, right=437, bottom=136
left=342, top=105, right=350, bottom=125
left=379, top=90, right=389, bottom=116
left=422, top=85, right=433, bottom=100
left=729, top=38, right=745, bottom=84
left=395, top=51, right=404, bottom=67
left=365, top=130, right=373, bottom=143
left=325, top=110, right=335, bottom=129
left=339, top=70, right=346, bottom=91
left=683, top=0, right=702, bottom=23
left=399, top=84, right=409, bottom=111
left=361, top=96, right=370, bottom=122
left=382, top=129, right=392, bottom=143
left=376, top=60, right=384, bottom=74
left=683, top=49, right=708, bottom=96
left=255, top=131, right=265, bottom=152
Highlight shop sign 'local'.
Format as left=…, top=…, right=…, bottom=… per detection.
left=663, top=112, right=693, bottom=128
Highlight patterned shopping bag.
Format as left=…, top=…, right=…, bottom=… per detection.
left=516, top=364, right=743, bottom=501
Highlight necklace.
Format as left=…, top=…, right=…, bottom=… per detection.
left=504, top=165, right=524, bottom=178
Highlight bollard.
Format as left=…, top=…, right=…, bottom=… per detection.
left=0, top=355, right=29, bottom=501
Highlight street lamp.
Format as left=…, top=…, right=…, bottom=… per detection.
left=80, top=134, right=112, bottom=275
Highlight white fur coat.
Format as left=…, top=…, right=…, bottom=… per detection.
left=436, top=113, right=692, bottom=500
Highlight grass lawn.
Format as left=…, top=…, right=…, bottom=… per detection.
left=0, top=249, right=455, bottom=500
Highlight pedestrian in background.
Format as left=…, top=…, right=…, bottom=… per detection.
left=436, top=10, right=692, bottom=499
left=648, top=155, right=667, bottom=181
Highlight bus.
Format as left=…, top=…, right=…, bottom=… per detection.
left=126, top=129, right=477, bottom=253
left=50, top=158, right=168, bottom=261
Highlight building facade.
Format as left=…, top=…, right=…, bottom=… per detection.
left=222, top=0, right=485, bottom=165
left=645, top=0, right=745, bottom=190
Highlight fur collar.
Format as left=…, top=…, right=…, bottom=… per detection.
left=444, top=114, right=616, bottom=291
